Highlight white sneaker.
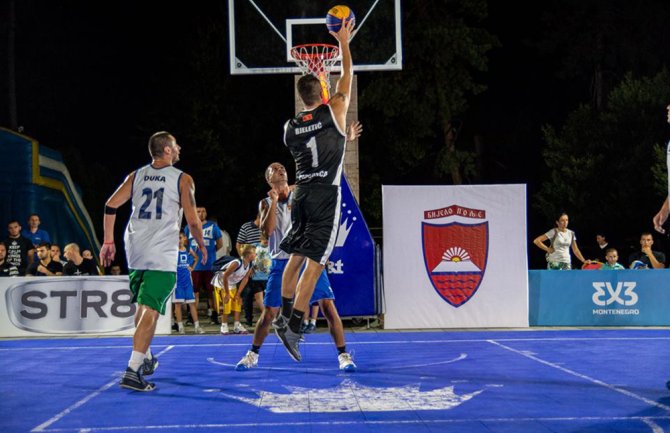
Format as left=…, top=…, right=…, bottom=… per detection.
left=235, top=350, right=259, bottom=371
left=338, top=352, right=357, bottom=372
left=220, top=323, right=229, bottom=334
left=178, top=327, right=185, bottom=335
left=194, top=326, right=205, bottom=334
left=233, top=323, right=248, bottom=334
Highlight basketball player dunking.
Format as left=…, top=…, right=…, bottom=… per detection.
left=100, top=132, right=207, bottom=391
left=273, top=18, right=355, bottom=361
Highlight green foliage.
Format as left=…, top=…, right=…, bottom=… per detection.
left=535, top=70, right=670, bottom=236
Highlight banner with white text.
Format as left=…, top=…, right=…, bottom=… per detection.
left=0, top=276, right=171, bottom=338
left=382, top=185, right=529, bottom=329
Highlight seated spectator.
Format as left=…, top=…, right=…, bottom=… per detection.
left=592, top=233, right=610, bottom=263
left=628, top=232, right=665, bottom=269
left=21, top=214, right=51, bottom=249
left=601, top=247, right=625, bottom=270
left=50, top=244, right=64, bottom=264
left=0, top=242, right=19, bottom=277
left=110, top=264, right=122, bottom=275
left=63, top=243, right=100, bottom=275
left=3, top=220, right=34, bottom=275
left=26, top=242, right=63, bottom=276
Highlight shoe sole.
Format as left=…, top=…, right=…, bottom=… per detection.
left=120, top=382, right=156, bottom=392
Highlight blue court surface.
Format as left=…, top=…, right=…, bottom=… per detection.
left=3, top=329, right=670, bottom=433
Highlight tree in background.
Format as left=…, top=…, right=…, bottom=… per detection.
left=535, top=71, right=670, bottom=251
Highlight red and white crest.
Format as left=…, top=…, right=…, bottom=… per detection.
left=421, top=221, right=489, bottom=307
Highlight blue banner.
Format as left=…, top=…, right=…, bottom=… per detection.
left=529, top=269, right=670, bottom=326
left=326, top=175, right=376, bottom=317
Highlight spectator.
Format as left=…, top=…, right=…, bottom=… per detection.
left=50, top=244, right=64, bottom=264
left=3, top=220, right=34, bottom=275
left=601, top=247, right=625, bottom=270
left=236, top=213, right=264, bottom=326
left=173, top=232, right=205, bottom=334
left=628, top=232, right=665, bottom=269
left=185, top=206, right=223, bottom=324
left=21, top=214, right=51, bottom=249
left=63, top=243, right=100, bottom=275
left=212, top=244, right=255, bottom=334
left=26, top=242, right=63, bottom=276
left=593, top=233, right=610, bottom=263
left=110, top=265, right=122, bottom=275
left=533, top=212, right=590, bottom=270
left=0, top=242, right=19, bottom=277
left=211, top=216, right=233, bottom=259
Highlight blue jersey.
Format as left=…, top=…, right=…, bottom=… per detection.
left=185, top=220, right=222, bottom=271
left=176, top=249, right=194, bottom=290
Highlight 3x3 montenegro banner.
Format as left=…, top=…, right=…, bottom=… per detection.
left=382, top=185, right=529, bottom=329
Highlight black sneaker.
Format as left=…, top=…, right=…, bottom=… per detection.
left=120, top=367, right=155, bottom=392
left=142, top=357, right=158, bottom=376
left=275, top=326, right=303, bottom=362
left=272, top=314, right=288, bottom=331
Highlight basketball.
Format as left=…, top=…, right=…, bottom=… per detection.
left=326, top=5, right=356, bottom=33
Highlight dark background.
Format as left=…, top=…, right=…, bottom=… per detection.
left=2, top=0, right=670, bottom=270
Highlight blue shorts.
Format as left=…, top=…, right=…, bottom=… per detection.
left=263, top=259, right=334, bottom=308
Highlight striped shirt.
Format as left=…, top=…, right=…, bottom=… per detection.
left=237, top=221, right=261, bottom=246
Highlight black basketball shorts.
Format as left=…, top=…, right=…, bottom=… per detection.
left=279, top=184, right=341, bottom=265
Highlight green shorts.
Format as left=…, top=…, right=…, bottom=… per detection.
left=128, top=269, right=177, bottom=315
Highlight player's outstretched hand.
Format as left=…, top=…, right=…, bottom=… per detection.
left=329, top=17, right=355, bottom=43
left=346, top=120, right=363, bottom=142
left=100, top=243, right=116, bottom=267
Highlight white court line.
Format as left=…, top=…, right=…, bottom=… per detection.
left=31, top=346, right=176, bottom=433
left=643, top=418, right=664, bottom=433
left=34, top=415, right=670, bottom=432
left=5, top=335, right=670, bottom=351
left=488, top=340, right=670, bottom=412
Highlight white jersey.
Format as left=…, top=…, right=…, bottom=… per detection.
left=124, top=164, right=183, bottom=272
left=211, top=259, right=251, bottom=287
left=262, top=192, right=292, bottom=260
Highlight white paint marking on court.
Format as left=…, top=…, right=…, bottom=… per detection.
left=206, top=353, right=467, bottom=372
left=31, top=346, right=176, bottom=433
left=33, top=415, right=670, bottom=432
left=488, top=340, right=670, bottom=412
left=642, top=417, right=665, bottom=433
left=5, top=335, right=670, bottom=351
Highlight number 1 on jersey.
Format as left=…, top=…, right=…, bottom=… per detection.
left=306, top=137, right=319, bottom=168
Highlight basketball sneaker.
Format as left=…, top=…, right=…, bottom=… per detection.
left=304, top=322, right=316, bottom=333
left=142, top=356, right=159, bottom=376
left=275, top=326, right=302, bottom=362
left=338, top=352, right=356, bottom=372
left=194, top=325, right=205, bottom=334
left=235, top=350, right=259, bottom=371
left=178, top=327, right=185, bottom=335
left=233, top=323, right=248, bottom=334
left=272, top=314, right=288, bottom=331
left=120, top=367, right=155, bottom=392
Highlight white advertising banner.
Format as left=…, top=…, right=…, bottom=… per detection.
left=0, top=276, right=172, bottom=337
left=383, top=185, right=528, bottom=329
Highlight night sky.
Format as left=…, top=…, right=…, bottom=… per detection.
left=2, top=1, right=670, bottom=269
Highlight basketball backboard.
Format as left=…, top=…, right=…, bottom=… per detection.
left=228, top=0, right=402, bottom=75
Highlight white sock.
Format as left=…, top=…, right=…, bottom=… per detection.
left=234, top=321, right=240, bottom=327
left=310, top=319, right=316, bottom=326
left=145, top=347, right=153, bottom=360
left=128, top=350, right=145, bottom=372
left=303, top=320, right=309, bottom=325
left=194, top=321, right=200, bottom=328
left=177, top=322, right=184, bottom=330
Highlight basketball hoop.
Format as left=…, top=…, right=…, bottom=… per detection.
left=290, top=43, right=339, bottom=103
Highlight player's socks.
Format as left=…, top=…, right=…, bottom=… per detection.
left=337, top=346, right=347, bottom=354
left=280, top=297, right=294, bottom=318
left=288, top=309, right=305, bottom=333
left=128, top=350, right=145, bottom=372
left=145, top=347, right=153, bottom=360
left=251, top=345, right=261, bottom=354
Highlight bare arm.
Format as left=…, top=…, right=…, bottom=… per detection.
left=533, top=234, right=552, bottom=254
left=99, top=172, right=134, bottom=267
left=328, top=18, right=355, bottom=132
left=642, top=247, right=666, bottom=269
left=181, top=174, right=207, bottom=265
left=653, top=197, right=670, bottom=234
left=260, top=194, right=278, bottom=238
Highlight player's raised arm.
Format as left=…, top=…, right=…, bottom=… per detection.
left=329, top=18, right=355, bottom=131
left=180, top=174, right=207, bottom=265
left=100, top=172, right=135, bottom=267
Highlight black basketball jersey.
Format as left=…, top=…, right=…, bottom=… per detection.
left=283, top=104, right=346, bottom=186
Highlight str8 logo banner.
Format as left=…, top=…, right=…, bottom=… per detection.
left=5, top=277, right=136, bottom=334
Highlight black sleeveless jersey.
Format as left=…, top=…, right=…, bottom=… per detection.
left=283, top=104, right=346, bottom=186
